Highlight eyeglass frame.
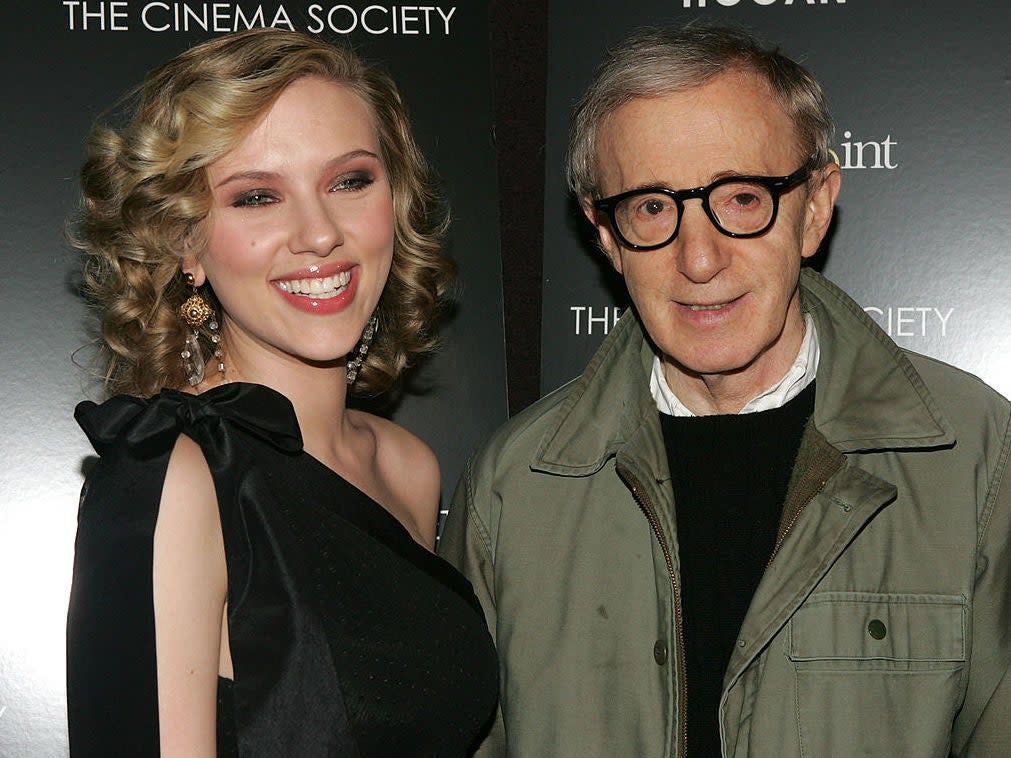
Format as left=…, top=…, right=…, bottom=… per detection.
left=591, top=161, right=815, bottom=251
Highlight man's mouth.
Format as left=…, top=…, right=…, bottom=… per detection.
left=686, top=303, right=730, bottom=312
left=274, top=270, right=352, bottom=300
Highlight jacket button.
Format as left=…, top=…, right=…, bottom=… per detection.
left=653, top=640, right=668, bottom=665
left=867, top=619, right=887, bottom=640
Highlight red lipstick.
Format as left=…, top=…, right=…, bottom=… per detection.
left=272, top=264, right=358, bottom=315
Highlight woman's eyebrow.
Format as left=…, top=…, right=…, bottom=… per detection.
left=214, top=149, right=382, bottom=189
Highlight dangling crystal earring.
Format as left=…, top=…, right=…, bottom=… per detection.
left=179, top=272, right=224, bottom=386
left=346, top=313, right=378, bottom=384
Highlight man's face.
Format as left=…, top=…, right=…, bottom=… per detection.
left=587, top=71, right=839, bottom=398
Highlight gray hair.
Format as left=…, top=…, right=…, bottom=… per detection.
left=566, top=25, right=835, bottom=199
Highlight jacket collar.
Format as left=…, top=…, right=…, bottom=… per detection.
left=799, top=269, right=954, bottom=452
left=532, top=268, right=954, bottom=474
left=531, top=304, right=658, bottom=476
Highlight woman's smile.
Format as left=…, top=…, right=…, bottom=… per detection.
left=272, top=265, right=360, bottom=314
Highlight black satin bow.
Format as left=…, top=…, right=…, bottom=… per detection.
left=76, top=383, right=304, bottom=459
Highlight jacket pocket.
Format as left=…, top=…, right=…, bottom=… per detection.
left=788, top=592, right=965, bottom=758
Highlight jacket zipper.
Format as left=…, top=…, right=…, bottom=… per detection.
left=617, top=465, right=687, bottom=758
left=765, top=475, right=830, bottom=568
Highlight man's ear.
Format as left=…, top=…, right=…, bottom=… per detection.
left=801, top=163, right=842, bottom=259
left=582, top=196, right=624, bottom=275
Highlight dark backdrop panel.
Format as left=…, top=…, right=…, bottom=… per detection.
left=0, top=3, right=506, bottom=754
left=541, top=0, right=1011, bottom=397
left=490, top=0, right=548, bottom=416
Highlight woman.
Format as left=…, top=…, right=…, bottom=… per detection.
left=67, top=28, right=497, bottom=756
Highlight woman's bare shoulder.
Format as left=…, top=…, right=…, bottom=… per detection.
left=353, top=412, right=441, bottom=547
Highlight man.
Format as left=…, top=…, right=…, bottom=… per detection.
left=441, top=26, right=1011, bottom=757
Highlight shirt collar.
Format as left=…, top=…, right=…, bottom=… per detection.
left=651, top=313, right=819, bottom=417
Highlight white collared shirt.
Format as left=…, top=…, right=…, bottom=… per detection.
left=650, top=313, right=819, bottom=416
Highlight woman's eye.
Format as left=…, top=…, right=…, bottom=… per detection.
left=232, top=192, right=276, bottom=208
left=332, top=173, right=375, bottom=192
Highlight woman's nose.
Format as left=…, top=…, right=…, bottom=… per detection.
left=291, top=197, right=343, bottom=256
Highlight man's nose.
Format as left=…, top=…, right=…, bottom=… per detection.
left=673, top=199, right=728, bottom=284
left=290, top=197, right=343, bottom=256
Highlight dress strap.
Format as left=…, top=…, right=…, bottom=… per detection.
left=76, top=383, right=303, bottom=459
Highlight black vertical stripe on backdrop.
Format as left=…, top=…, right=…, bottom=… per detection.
left=490, top=0, right=548, bottom=416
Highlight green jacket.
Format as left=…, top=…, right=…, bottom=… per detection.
left=441, top=270, right=1011, bottom=757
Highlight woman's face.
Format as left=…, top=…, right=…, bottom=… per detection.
left=188, top=76, right=395, bottom=376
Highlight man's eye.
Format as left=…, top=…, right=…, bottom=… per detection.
left=634, top=196, right=672, bottom=217
left=730, top=192, right=761, bottom=208
left=714, top=183, right=770, bottom=214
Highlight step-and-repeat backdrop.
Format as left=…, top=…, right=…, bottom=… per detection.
left=0, top=3, right=505, bottom=753
left=541, top=0, right=1011, bottom=397
left=3, top=0, right=1009, bottom=752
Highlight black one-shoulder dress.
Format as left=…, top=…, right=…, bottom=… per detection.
left=67, top=383, right=498, bottom=757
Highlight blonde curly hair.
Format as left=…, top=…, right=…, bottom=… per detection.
left=75, top=27, right=453, bottom=397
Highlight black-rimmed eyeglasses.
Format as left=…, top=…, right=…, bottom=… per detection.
left=592, top=162, right=813, bottom=251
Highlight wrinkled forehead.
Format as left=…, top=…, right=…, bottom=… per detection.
left=594, top=73, right=803, bottom=190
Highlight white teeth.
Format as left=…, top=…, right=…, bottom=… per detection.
left=688, top=303, right=727, bottom=311
left=275, top=270, right=352, bottom=299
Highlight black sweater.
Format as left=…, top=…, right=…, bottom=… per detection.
left=659, top=381, right=815, bottom=757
